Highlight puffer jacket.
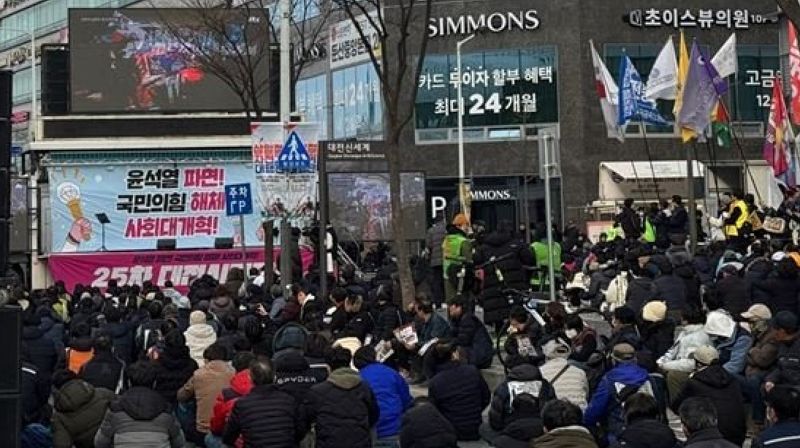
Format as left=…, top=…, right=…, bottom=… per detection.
left=177, top=359, right=234, bottom=433
left=94, top=386, right=185, bottom=448
left=304, top=367, right=379, bottom=448
left=488, top=364, right=554, bottom=431
left=658, top=324, right=711, bottom=373
left=274, top=349, right=321, bottom=403
left=359, top=362, right=412, bottom=438
left=209, top=369, right=253, bottom=436
left=640, top=319, right=676, bottom=360
left=540, top=357, right=589, bottom=409
left=210, top=295, right=236, bottom=321
left=52, top=379, right=115, bottom=448
left=613, top=417, right=678, bottom=448
left=584, top=361, right=651, bottom=440
left=99, top=321, right=136, bottom=364
left=22, top=324, right=60, bottom=381
left=151, top=345, right=199, bottom=408
left=399, top=401, right=458, bottom=448
left=474, top=231, right=533, bottom=325
left=428, top=362, right=491, bottom=441
left=184, top=323, right=217, bottom=367
left=80, top=349, right=124, bottom=393
left=684, top=428, right=740, bottom=448
left=671, top=365, right=746, bottom=446
left=625, top=276, right=658, bottom=313
left=450, top=312, right=494, bottom=369
left=223, top=384, right=306, bottom=448
left=532, top=426, right=599, bottom=448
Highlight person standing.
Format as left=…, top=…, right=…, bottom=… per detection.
left=617, top=198, right=642, bottom=241
left=426, top=213, right=447, bottom=307
left=442, top=213, right=473, bottom=304
left=531, top=223, right=562, bottom=291
left=222, top=358, right=307, bottom=448
left=722, top=191, right=748, bottom=252
left=667, top=195, right=689, bottom=242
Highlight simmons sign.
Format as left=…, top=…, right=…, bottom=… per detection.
left=428, top=10, right=540, bottom=37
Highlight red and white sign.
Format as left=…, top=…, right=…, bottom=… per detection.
left=49, top=247, right=315, bottom=294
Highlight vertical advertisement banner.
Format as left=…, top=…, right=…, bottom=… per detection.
left=251, top=122, right=319, bottom=228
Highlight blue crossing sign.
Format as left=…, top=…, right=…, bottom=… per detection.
left=225, top=183, right=253, bottom=216
left=277, top=130, right=311, bottom=172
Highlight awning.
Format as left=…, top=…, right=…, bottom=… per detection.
left=600, top=160, right=705, bottom=180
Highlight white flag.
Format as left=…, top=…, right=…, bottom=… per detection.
left=711, top=33, right=737, bottom=79
left=645, top=36, right=678, bottom=101
left=590, top=40, right=624, bottom=142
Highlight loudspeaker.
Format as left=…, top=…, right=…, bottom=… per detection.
left=41, top=45, right=69, bottom=115
left=214, top=237, right=234, bottom=249
left=0, top=71, right=10, bottom=277
left=0, top=308, right=20, bottom=393
left=156, top=239, right=176, bottom=251
left=0, top=394, right=20, bottom=448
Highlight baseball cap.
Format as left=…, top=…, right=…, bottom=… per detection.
left=452, top=213, right=469, bottom=227
left=740, top=304, right=772, bottom=321
left=612, top=343, right=636, bottom=362
left=692, top=345, right=719, bottom=366
left=771, top=311, right=799, bottom=333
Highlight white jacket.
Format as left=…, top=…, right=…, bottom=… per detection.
left=540, top=358, right=589, bottom=410
left=657, top=324, right=711, bottom=372
left=184, top=324, right=217, bottom=368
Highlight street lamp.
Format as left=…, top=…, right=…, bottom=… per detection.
left=456, top=33, right=475, bottom=220
left=0, top=26, right=36, bottom=142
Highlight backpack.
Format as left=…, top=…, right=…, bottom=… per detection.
left=604, top=273, right=629, bottom=311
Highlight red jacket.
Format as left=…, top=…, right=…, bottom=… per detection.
left=209, top=369, right=253, bottom=442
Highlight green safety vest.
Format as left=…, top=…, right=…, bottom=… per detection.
left=605, top=226, right=622, bottom=241
left=442, top=233, right=468, bottom=279
left=531, top=241, right=562, bottom=286
left=643, top=218, right=656, bottom=243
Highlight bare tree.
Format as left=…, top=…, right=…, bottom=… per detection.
left=335, top=0, right=433, bottom=306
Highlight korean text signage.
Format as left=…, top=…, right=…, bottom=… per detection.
left=626, top=9, right=777, bottom=29
left=48, top=162, right=264, bottom=253
left=225, top=184, right=253, bottom=216
left=323, top=141, right=386, bottom=161
left=329, top=11, right=382, bottom=70
left=48, top=247, right=316, bottom=293
left=428, top=10, right=540, bottom=37
left=415, top=47, right=558, bottom=130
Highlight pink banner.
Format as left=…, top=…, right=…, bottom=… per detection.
left=49, top=247, right=316, bottom=294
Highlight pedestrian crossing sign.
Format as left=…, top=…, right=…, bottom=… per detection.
left=277, top=130, right=311, bottom=172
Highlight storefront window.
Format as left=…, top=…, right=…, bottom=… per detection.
left=733, top=44, right=778, bottom=124
left=295, top=74, right=328, bottom=138
left=332, top=62, right=382, bottom=140
left=415, top=47, right=558, bottom=132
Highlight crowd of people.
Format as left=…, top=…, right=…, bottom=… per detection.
left=12, top=192, right=800, bottom=448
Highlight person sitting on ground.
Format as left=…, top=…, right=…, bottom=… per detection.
left=491, top=393, right=546, bottom=448
left=657, top=306, right=710, bottom=400
left=532, top=399, right=599, bottom=448
left=177, top=343, right=234, bottom=445
left=679, top=397, right=739, bottom=448
left=446, top=295, right=493, bottom=369
left=79, top=334, right=124, bottom=393
left=503, top=306, right=544, bottom=367
left=399, top=397, right=458, bottom=448
left=612, top=393, right=677, bottom=448
left=222, top=357, right=308, bottom=448
left=184, top=310, right=218, bottom=368
left=51, top=369, right=115, bottom=448
left=207, top=351, right=255, bottom=448
left=486, top=362, right=554, bottom=437
left=540, top=337, right=589, bottom=410
left=638, top=301, right=675, bottom=362
left=704, top=309, right=753, bottom=376
left=565, top=314, right=597, bottom=364
left=353, top=346, right=412, bottom=445
left=752, top=386, right=800, bottom=448
left=670, top=345, right=746, bottom=446
left=94, top=361, right=185, bottom=448
left=427, top=339, right=491, bottom=441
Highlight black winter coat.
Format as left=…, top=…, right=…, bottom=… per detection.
left=753, top=276, right=800, bottom=316
left=304, top=368, right=379, bottom=448
left=684, top=428, right=740, bottom=448
left=21, top=361, right=51, bottom=426
left=654, top=274, right=687, bottom=312
left=450, top=312, right=494, bottom=369
left=618, top=207, right=642, bottom=238
left=488, top=364, right=554, bottom=431
left=613, top=417, right=678, bottom=448
left=372, top=303, right=401, bottom=342
left=80, top=350, right=124, bottom=393
left=745, top=258, right=773, bottom=305
left=22, top=324, right=60, bottom=380
left=399, top=402, right=458, bottom=448
left=223, top=384, right=306, bottom=448
left=273, top=349, right=321, bottom=403
left=674, top=264, right=701, bottom=310
left=713, top=275, right=751, bottom=317
left=151, top=347, right=198, bottom=408
left=99, top=321, right=136, bottom=364
left=587, top=268, right=616, bottom=307
left=671, top=365, right=746, bottom=446
left=474, top=231, right=533, bottom=325
left=428, top=362, right=491, bottom=441
left=625, top=276, right=658, bottom=313
left=493, top=416, right=544, bottom=448
left=640, top=320, right=676, bottom=360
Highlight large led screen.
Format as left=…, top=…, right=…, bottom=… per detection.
left=69, top=8, right=270, bottom=113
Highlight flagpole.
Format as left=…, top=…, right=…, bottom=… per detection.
left=639, top=120, right=662, bottom=204
left=629, top=159, right=648, bottom=205
left=696, top=143, right=713, bottom=240
left=687, top=138, right=698, bottom=253
left=719, top=100, right=764, bottom=203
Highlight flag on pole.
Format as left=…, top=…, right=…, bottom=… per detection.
left=764, top=77, right=798, bottom=187
left=678, top=42, right=728, bottom=142
left=711, top=102, right=731, bottom=148
left=590, top=40, right=625, bottom=142
left=711, top=33, right=737, bottom=79
left=673, top=31, right=693, bottom=141
left=618, top=54, right=670, bottom=126
left=788, top=21, right=800, bottom=125
left=645, top=36, right=678, bottom=101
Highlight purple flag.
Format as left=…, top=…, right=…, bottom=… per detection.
left=678, top=42, right=729, bottom=140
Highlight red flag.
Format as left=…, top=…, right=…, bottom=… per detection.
left=788, top=21, right=800, bottom=124
left=764, top=79, right=793, bottom=185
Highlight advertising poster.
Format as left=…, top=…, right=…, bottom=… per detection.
left=69, top=8, right=270, bottom=113
left=251, top=122, right=319, bottom=228
left=329, top=10, right=382, bottom=70
left=47, top=163, right=265, bottom=253
left=327, top=172, right=426, bottom=241
left=49, top=247, right=316, bottom=293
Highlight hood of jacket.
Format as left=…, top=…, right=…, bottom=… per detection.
left=482, top=231, right=512, bottom=247
left=229, top=369, right=254, bottom=396
left=211, top=295, right=233, bottom=310
left=55, top=379, right=97, bottom=413
left=273, top=348, right=311, bottom=373
left=327, top=367, right=362, bottom=390
left=692, top=364, right=733, bottom=388
left=507, top=363, right=544, bottom=382
left=118, top=386, right=169, bottom=420
left=609, top=361, right=650, bottom=386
